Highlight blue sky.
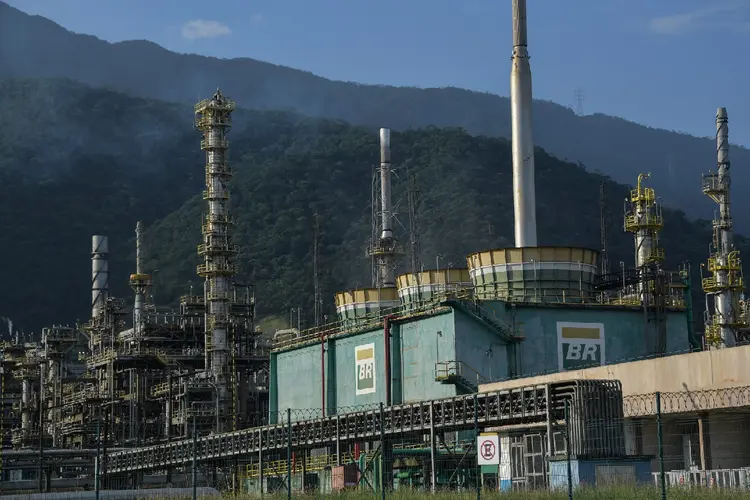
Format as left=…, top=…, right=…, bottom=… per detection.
left=6, top=0, right=750, bottom=145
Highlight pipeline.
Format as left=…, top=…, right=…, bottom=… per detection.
left=1, top=448, right=127, bottom=458
left=384, top=315, right=393, bottom=406
left=321, top=334, right=326, bottom=416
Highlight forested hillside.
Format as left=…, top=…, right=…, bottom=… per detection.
left=1, top=1, right=747, bottom=230
left=0, top=78, right=736, bottom=334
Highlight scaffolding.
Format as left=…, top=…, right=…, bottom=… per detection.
left=366, top=129, right=404, bottom=288
left=623, top=173, right=667, bottom=354
left=195, top=89, right=237, bottom=432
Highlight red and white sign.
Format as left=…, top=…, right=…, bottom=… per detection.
left=477, top=435, right=499, bottom=465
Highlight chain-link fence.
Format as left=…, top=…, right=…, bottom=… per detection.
left=4, top=389, right=750, bottom=499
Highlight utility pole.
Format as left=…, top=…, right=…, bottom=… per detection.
left=599, top=181, right=609, bottom=275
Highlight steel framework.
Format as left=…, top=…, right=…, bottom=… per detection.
left=105, top=379, right=622, bottom=474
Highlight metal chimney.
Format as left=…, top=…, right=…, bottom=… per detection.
left=379, top=128, right=393, bottom=241
left=510, top=0, right=538, bottom=247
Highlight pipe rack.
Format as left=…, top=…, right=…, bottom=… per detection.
left=104, top=379, right=622, bottom=474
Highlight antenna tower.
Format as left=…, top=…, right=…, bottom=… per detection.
left=313, top=212, right=322, bottom=327
left=599, top=182, right=609, bottom=275
left=407, top=171, right=422, bottom=275
left=574, top=87, right=585, bottom=116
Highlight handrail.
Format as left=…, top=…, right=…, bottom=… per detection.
left=435, top=360, right=489, bottom=386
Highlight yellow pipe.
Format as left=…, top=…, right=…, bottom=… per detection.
left=636, top=172, right=650, bottom=195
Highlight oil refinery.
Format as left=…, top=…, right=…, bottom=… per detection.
left=1, top=0, right=749, bottom=495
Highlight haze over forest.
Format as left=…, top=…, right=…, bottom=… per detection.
left=0, top=2, right=745, bottom=333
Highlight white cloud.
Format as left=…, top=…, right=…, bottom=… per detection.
left=181, top=20, right=232, bottom=40
left=649, top=3, right=750, bottom=35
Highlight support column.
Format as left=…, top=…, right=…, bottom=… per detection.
left=698, top=413, right=711, bottom=472
left=429, top=402, right=436, bottom=493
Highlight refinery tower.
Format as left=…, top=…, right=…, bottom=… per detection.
left=195, top=89, right=238, bottom=430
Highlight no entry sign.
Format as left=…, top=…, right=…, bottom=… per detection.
left=477, top=435, right=499, bottom=465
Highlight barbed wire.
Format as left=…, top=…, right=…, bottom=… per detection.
left=624, top=385, right=750, bottom=417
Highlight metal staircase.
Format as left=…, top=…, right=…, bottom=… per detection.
left=445, top=297, right=521, bottom=344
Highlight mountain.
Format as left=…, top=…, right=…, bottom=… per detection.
left=1, top=1, right=746, bottom=231
left=0, top=77, right=737, bottom=335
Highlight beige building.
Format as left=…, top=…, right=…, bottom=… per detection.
left=480, top=346, right=750, bottom=486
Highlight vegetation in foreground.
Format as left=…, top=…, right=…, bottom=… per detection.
left=150, top=486, right=750, bottom=500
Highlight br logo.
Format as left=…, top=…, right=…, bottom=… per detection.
left=355, top=343, right=376, bottom=395
left=557, top=322, right=605, bottom=371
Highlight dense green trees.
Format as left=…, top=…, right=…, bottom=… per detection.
left=2, top=0, right=747, bottom=229
left=0, top=78, right=739, bottom=334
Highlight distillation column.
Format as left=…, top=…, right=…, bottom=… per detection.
left=368, top=128, right=401, bottom=288
left=129, top=221, right=152, bottom=343
left=195, top=89, right=237, bottom=431
left=91, top=236, right=109, bottom=321
left=624, top=173, right=665, bottom=279
left=510, top=0, right=538, bottom=248
left=702, top=108, right=745, bottom=347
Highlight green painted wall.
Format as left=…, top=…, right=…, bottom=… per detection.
left=332, top=328, right=385, bottom=408
left=482, top=302, right=690, bottom=378
left=453, top=311, right=510, bottom=384
left=269, top=302, right=690, bottom=420
left=273, top=341, right=324, bottom=418
left=397, top=313, right=457, bottom=403
left=271, top=310, right=468, bottom=417
left=269, top=307, right=514, bottom=419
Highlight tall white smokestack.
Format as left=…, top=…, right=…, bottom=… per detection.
left=91, top=235, right=109, bottom=319
left=378, top=128, right=396, bottom=287
left=510, top=0, right=538, bottom=248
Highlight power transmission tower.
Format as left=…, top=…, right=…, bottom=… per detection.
left=407, top=170, right=422, bottom=275
left=313, top=212, right=322, bottom=327
left=574, top=87, right=585, bottom=116
left=599, top=181, right=610, bottom=275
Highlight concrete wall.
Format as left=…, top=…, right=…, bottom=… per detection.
left=480, top=344, right=750, bottom=398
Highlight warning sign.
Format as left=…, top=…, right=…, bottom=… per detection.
left=477, top=435, right=499, bottom=465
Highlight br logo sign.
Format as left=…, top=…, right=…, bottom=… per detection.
left=355, top=343, right=376, bottom=395
left=556, top=322, right=605, bottom=371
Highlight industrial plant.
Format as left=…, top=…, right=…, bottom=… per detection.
left=2, top=0, right=749, bottom=495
